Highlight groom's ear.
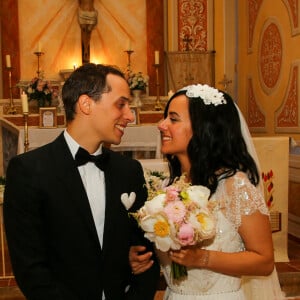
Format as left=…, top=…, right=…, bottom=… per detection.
left=78, top=95, right=92, bottom=115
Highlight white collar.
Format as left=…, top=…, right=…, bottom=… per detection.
left=63, top=129, right=103, bottom=158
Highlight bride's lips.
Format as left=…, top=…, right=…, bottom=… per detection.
left=161, top=135, right=172, bottom=142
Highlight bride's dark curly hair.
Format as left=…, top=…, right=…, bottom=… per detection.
left=164, top=89, right=259, bottom=194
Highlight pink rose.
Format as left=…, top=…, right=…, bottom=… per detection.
left=177, top=223, right=195, bottom=246
left=165, top=186, right=180, bottom=202
left=164, top=200, right=186, bottom=223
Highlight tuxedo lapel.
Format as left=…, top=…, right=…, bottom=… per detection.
left=51, top=134, right=101, bottom=249
left=101, top=149, right=135, bottom=255
left=101, top=151, right=124, bottom=252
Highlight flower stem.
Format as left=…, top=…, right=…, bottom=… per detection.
left=171, top=262, right=187, bottom=281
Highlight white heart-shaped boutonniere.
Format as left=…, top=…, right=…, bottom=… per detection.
left=121, top=192, right=136, bottom=210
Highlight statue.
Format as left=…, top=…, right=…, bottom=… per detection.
left=78, top=0, right=98, bottom=64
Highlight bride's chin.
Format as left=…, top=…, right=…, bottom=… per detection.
left=160, top=146, right=170, bottom=155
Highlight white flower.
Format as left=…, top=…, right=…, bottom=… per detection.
left=188, top=209, right=216, bottom=240
left=180, top=84, right=226, bottom=106
left=140, top=214, right=180, bottom=251
left=186, top=185, right=210, bottom=207
left=143, top=193, right=165, bottom=214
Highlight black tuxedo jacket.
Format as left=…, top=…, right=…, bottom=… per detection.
left=4, top=133, right=160, bottom=300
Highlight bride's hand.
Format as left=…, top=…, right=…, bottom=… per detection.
left=169, top=246, right=210, bottom=269
left=129, top=245, right=154, bottom=275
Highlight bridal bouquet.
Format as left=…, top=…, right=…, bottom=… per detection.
left=132, top=171, right=216, bottom=280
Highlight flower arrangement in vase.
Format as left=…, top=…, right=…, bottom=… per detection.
left=127, top=71, right=148, bottom=91
left=25, top=77, right=57, bottom=108
left=127, top=71, right=148, bottom=107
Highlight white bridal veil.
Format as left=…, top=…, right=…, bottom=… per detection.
left=234, top=103, right=285, bottom=300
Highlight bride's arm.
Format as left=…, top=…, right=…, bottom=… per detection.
left=169, top=172, right=275, bottom=276
left=169, top=210, right=274, bottom=276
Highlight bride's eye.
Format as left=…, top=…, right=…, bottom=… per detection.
left=170, top=118, right=178, bottom=123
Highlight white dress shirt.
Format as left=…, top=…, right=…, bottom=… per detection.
left=64, top=130, right=106, bottom=247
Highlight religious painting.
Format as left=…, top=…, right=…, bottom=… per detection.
left=39, top=107, right=57, bottom=128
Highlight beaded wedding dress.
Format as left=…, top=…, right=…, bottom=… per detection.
left=157, top=172, right=285, bottom=300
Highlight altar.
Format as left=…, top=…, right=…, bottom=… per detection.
left=0, top=116, right=162, bottom=175
left=0, top=93, right=168, bottom=174
left=16, top=125, right=161, bottom=157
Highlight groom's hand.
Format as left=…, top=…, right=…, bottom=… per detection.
left=129, top=245, right=154, bottom=275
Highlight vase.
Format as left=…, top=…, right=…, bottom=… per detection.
left=28, top=99, right=39, bottom=113
left=132, top=89, right=143, bottom=108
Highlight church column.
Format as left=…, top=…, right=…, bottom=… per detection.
left=146, top=0, right=165, bottom=96
left=1, top=0, right=20, bottom=99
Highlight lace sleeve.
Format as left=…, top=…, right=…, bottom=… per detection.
left=221, top=172, right=269, bottom=229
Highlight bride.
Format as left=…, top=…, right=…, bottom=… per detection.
left=130, top=84, right=284, bottom=299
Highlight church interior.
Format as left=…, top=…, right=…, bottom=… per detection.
left=0, top=0, right=300, bottom=299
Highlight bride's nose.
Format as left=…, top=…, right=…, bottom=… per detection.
left=158, top=118, right=167, bottom=131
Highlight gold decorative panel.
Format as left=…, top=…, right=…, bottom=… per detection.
left=165, top=51, right=215, bottom=92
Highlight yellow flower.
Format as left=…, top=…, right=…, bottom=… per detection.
left=180, top=190, right=188, bottom=200
left=193, top=210, right=215, bottom=239
left=197, top=213, right=207, bottom=227
left=154, top=220, right=170, bottom=237
left=140, top=214, right=180, bottom=251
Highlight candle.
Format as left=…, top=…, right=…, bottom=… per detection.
left=154, top=51, right=159, bottom=64
left=6, top=55, right=11, bottom=68
left=21, top=91, right=28, bottom=113
left=127, top=39, right=132, bottom=51
left=168, top=90, right=174, bottom=99
left=37, top=42, right=42, bottom=52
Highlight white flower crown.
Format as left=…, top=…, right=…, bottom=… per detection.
left=179, top=84, right=226, bottom=106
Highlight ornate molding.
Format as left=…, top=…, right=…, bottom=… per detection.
left=282, top=0, right=300, bottom=36
left=275, top=61, right=300, bottom=132
left=247, top=76, right=266, bottom=132
left=178, top=0, right=208, bottom=51
left=258, top=18, right=283, bottom=95
left=247, top=0, right=263, bottom=52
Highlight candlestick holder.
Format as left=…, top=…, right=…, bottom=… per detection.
left=124, top=50, right=134, bottom=74
left=23, top=112, right=30, bottom=152
left=6, top=67, right=17, bottom=114
left=154, top=63, right=163, bottom=111
left=34, top=51, right=44, bottom=78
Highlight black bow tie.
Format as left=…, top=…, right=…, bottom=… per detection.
left=75, top=147, right=109, bottom=171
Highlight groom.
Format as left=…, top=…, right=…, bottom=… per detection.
left=4, top=63, right=160, bottom=300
